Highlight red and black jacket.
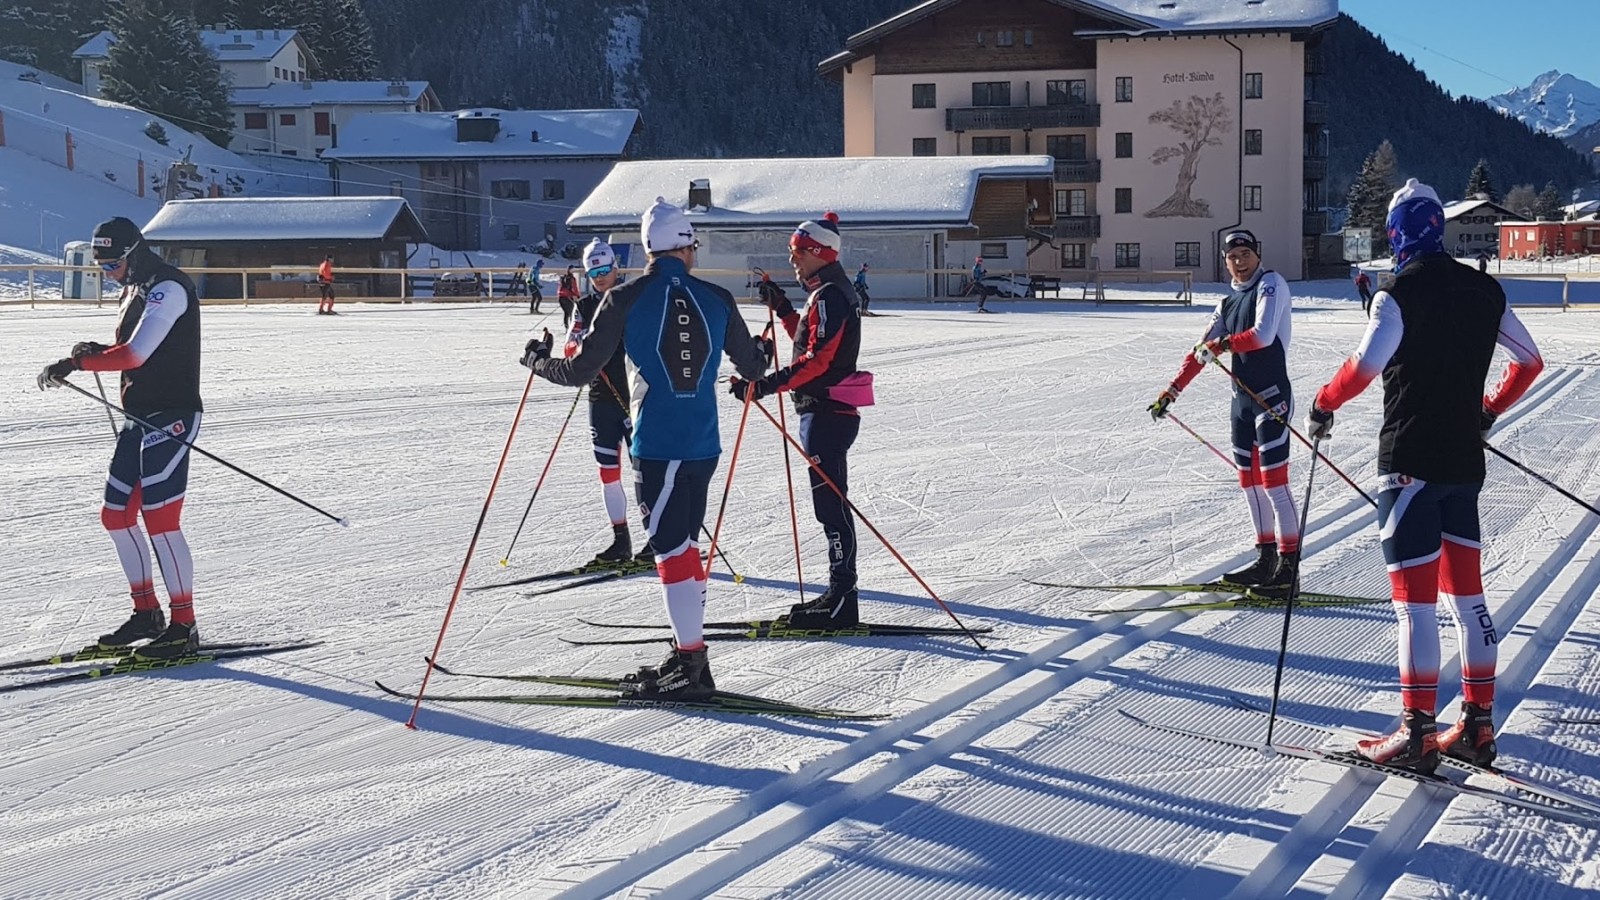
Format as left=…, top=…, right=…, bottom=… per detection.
left=769, top=261, right=862, bottom=415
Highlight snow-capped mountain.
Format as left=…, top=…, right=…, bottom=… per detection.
left=1486, top=70, right=1600, bottom=138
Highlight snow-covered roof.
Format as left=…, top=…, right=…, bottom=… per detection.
left=75, top=29, right=310, bottom=64
left=72, top=32, right=115, bottom=59
left=1443, top=199, right=1518, bottom=221
left=321, top=108, right=640, bottom=161
left=821, top=0, right=1337, bottom=74
left=567, top=156, right=1055, bottom=232
left=232, top=81, right=435, bottom=109
left=142, top=197, right=427, bottom=243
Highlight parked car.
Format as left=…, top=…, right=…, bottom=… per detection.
left=432, top=271, right=482, bottom=297
left=978, top=273, right=1035, bottom=298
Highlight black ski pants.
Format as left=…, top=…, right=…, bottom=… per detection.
left=799, top=410, right=860, bottom=592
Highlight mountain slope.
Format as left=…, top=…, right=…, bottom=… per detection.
left=1486, top=70, right=1600, bottom=139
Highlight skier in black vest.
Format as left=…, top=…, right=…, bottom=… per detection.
left=1306, top=179, right=1543, bottom=773
left=36, top=217, right=205, bottom=660
left=1148, top=229, right=1301, bottom=592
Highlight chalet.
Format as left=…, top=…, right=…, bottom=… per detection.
left=230, top=81, right=442, bottom=159
left=75, top=28, right=314, bottom=99
left=322, top=108, right=641, bottom=252
left=818, top=0, right=1338, bottom=280
left=1442, top=198, right=1517, bottom=259
left=1499, top=218, right=1600, bottom=261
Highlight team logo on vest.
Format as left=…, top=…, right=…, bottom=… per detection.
left=659, top=279, right=710, bottom=394
left=1378, top=473, right=1415, bottom=491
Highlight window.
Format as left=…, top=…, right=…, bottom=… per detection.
left=980, top=242, right=1008, bottom=259
left=243, top=112, right=267, bottom=130
left=502, top=224, right=520, bottom=240
left=1060, top=243, right=1087, bottom=269
left=911, top=137, right=938, bottom=156
left=1046, top=134, right=1087, bottom=161
left=1115, top=132, right=1132, bottom=158
left=280, top=149, right=297, bottom=156
left=1023, top=29, right=1034, bottom=47
left=912, top=83, right=936, bottom=109
left=542, top=179, right=565, bottom=201
left=970, top=136, right=1012, bottom=155
left=1054, top=188, right=1086, bottom=216
left=278, top=113, right=296, bottom=126
left=491, top=179, right=530, bottom=200
left=389, top=180, right=403, bottom=197
left=972, top=81, right=1011, bottom=107
left=274, top=66, right=282, bottom=80
left=1175, top=242, right=1201, bottom=267
left=314, top=112, right=331, bottom=136
left=1244, top=129, right=1263, bottom=155
left=1245, top=72, right=1263, bottom=99
left=1046, top=79, right=1088, bottom=105
left=1244, top=185, right=1263, bottom=211
left=996, top=30, right=1015, bottom=47
left=1115, top=243, right=1141, bottom=268
left=1115, top=76, right=1133, bottom=102
left=1115, top=187, right=1132, bottom=214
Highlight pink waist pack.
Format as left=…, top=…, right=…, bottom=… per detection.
left=827, top=371, right=875, bottom=407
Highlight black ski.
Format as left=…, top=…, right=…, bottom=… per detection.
left=519, top=566, right=653, bottom=599
left=561, top=618, right=990, bottom=645
left=1118, top=709, right=1600, bottom=827
left=0, top=642, right=322, bottom=694
left=466, top=558, right=653, bottom=593
left=1226, top=695, right=1600, bottom=817
left=0, top=640, right=281, bottom=674
left=1028, top=579, right=1386, bottom=606
left=1082, top=594, right=1388, bottom=617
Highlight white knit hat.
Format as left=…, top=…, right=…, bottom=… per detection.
left=1388, top=177, right=1442, bottom=213
left=641, top=197, right=696, bottom=253
left=583, top=238, right=615, bottom=271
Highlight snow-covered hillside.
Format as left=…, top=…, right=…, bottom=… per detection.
left=1486, top=70, right=1600, bottom=138
left=4, top=287, right=1600, bottom=898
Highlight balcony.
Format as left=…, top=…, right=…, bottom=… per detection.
left=947, top=103, right=1101, bottom=132
left=1303, top=211, right=1329, bottom=235
left=1304, top=100, right=1328, bottom=125
left=1305, top=46, right=1324, bottom=75
left=1054, top=159, right=1102, bottom=183
left=1303, top=156, right=1327, bottom=181
left=1055, top=216, right=1102, bottom=239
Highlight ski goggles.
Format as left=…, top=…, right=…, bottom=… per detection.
left=586, top=264, right=615, bottom=279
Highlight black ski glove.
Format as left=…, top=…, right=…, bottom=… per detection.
left=728, top=376, right=774, bottom=403
left=757, top=279, right=795, bottom=319
left=37, top=357, right=78, bottom=390
left=71, top=340, right=110, bottom=360
left=520, top=330, right=553, bottom=368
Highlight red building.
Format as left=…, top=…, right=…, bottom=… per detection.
left=1499, top=219, right=1600, bottom=260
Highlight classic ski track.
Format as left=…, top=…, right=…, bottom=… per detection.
left=546, top=366, right=1590, bottom=899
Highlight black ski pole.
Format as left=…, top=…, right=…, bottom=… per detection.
left=699, top=524, right=745, bottom=584
left=1485, top=442, right=1600, bottom=518
left=92, top=373, right=119, bottom=436
left=498, top=387, right=584, bottom=566
left=1265, top=434, right=1323, bottom=747
left=59, top=379, right=349, bottom=526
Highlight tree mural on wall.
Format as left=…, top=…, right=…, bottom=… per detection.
left=1145, top=92, right=1233, bottom=218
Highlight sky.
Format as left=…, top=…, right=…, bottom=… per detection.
left=1339, top=0, right=1598, bottom=99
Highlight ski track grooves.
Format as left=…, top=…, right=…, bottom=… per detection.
left=548, top=366, right=1586, bottom=899
left=1222, top=365, right=1600, bottom=900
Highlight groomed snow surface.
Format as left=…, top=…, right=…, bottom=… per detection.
left=5, top=285, right=1600, bottom=899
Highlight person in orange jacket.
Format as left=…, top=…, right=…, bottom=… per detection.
left=317, top=256, right=336, bottom=314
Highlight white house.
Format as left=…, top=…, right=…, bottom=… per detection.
left=1442, top=198, right=1518, bottom=259
left=229, top=80, right=441, bottom=158
left=566, top=155, right=1057, bottom=299
left=74, top=28, right=315, bottom=98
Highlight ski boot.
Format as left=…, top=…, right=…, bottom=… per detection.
left=785, top=585, right=860, bottom=629
left=1440, top=702, right=1497, bottom=767
left=587, top=524, right=632, bottom=569
left=623, top=645, right=715, bottom=700
left=97, top=608, right=166, bottom=650
left=133, top=621, right=200, bottom=661
left=1351, top=708, right=1439, bottom=774
left=1249, top=549, right=1300, bottom=599
left=1225, top=542, right=1279, bottom=588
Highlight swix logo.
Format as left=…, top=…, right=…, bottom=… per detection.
left=1470, top=603, right=1499, bottom=644
left=169, top=421, right=185, bottom=436
left=1379, top=473, right=1414, bottom=491
left=1268, top=401, right=1288, bottom=418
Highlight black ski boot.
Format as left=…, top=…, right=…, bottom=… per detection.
left=97, top=608, right=166, bottom=650
left=786, top=586, right=860, bottom=628
left=623, top=645, right=715, bottom=700
left=1352, top=707, right=1439, bottom=774
left=133, top=621, right=199, bottom=661
left=1250, top=550, right=1300, bottom=599
left=1440, top=702, right=1497, bottom=767
left=1225, top=542, right=1279, bottom=588
left=589, top=524, right=632, bottom=567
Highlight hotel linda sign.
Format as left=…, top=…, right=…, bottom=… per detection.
left=1163, top=71, right=1216, bottom=84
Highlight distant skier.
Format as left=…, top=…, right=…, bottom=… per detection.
left=524, top=198, right=769, bottom=700
left=854, top=263, right=873, bottom=315
left=1305, top=179, right=1544, bottom=773
left=317, top=255, right=336, bottom=314
left=738, top=211, right=871, bottom=627
left=971, top=256, right=991, bottom=312
left=528, top=257, right=545, bottom=314
left=557, top=265, right=580, bottom=329
left=563, top=239, right=649, bottom=568
left=1354, top=270, right=1373, bottom=316
left=35, top=216, right=205, bottom=660
left=1147, top=229, right=1301, bottom=592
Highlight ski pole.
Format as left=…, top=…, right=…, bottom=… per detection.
left=703, top=332, right=767, bottom=587
left=1485, top=442, right=1600, bottom=518
left=498, top=387, right=584, bottom=566
left=746, top=396, right=986, bottom=650
left=410, top=370, right=540, bottom=728
left=59, top=379, right=348, bottom=525
left=699, top=524, right=745, bottom=584
left=1265, top=434, right=1323, bottom=746
left=92, top=373, right=119, bottom=436
left=768, top=304, right=807, bottom=603
left=1166, top=412, right=1233, bottom=470
left=1207, top=358, right=1376, bottom=508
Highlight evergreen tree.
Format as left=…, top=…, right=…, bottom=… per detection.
left=1503, top=184, right=1537, bottom=219
left=0, top=0, right=104, bottom=79
left=1533, top=181, right=1563, bottom=220
left=101, top=0, right=234, bottom=148
left=326, top=0, right=378, bottom=80
left=188, top=0, right=247, bottom=28
left=233, top=0, right=376, bottom=80
left=1465, top=158, right=1497, bottom=202
left=1345, top=139, right=1400, bottom=232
